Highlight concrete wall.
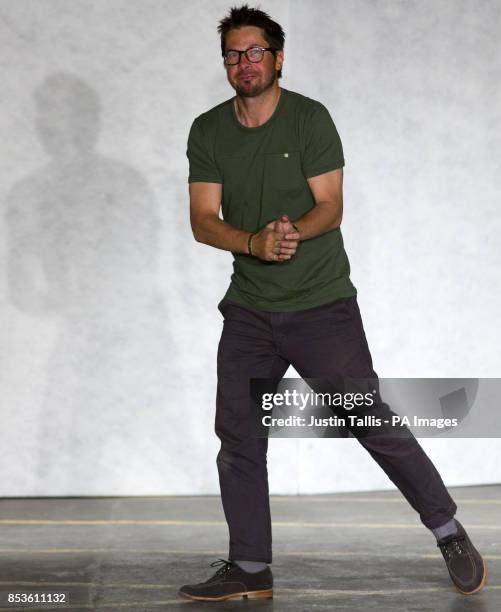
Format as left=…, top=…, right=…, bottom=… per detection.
left=1, top=0, right=499, bottom=496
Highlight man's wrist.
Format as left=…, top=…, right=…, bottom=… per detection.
left=247, top=232, right=256, bottom=256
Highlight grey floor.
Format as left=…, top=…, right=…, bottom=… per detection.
left=0, top=485, right=499, bottom=611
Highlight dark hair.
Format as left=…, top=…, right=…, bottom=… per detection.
left=217, top=4, right=285, bottom=78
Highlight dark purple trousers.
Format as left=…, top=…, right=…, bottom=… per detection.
left=215, top=295, right=457, bottom=563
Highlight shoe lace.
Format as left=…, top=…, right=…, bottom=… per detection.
left=437, top=533, right=467, bottom=559
left=210, top=558, right=235, bottom=578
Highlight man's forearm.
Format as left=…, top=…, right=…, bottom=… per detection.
left=192, top=214, right=251, bottom=254
left=292, top=201, right=342, bottom=241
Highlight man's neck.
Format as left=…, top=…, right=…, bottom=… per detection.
left=234, top=85, right=281, bottom=128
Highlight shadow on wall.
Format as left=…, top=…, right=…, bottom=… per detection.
left=5, top=72, right=177, bottom=493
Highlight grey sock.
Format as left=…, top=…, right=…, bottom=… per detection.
left=234, top=560, right=268, bottom=573
left=431, top=517, right=458, bottom=541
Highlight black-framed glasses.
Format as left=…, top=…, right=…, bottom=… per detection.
left=223, top=46, right=276, bottom=66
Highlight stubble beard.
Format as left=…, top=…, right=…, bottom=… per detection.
left=232, top=70, right=278, bottom=98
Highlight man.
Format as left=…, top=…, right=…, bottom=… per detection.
left=179, top=4, right=486, bottom=602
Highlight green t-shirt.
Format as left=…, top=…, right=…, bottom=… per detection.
left=186, top=87, right=357, bottom=311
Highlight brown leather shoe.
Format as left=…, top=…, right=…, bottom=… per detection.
left=437, top=519, right=487, bottom=595
left=178, top=559, right=273, bottom=601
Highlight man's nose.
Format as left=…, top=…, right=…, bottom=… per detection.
left=240, top=52, right=253, bottom=67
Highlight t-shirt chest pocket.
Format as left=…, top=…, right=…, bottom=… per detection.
left=264, top=150, right=305, bottom=191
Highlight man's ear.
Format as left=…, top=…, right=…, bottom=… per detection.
left=275, top=50, right=284, bottom=71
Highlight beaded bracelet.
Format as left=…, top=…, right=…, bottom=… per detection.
left=247, top=233, right=256, bottom=256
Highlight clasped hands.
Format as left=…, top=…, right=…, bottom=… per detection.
left=249, top=214, right=300, bottom=262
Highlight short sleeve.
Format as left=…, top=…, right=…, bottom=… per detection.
left=301, top=103, right=345, bottom=179
left=186, top=118, right=222, bottom=184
